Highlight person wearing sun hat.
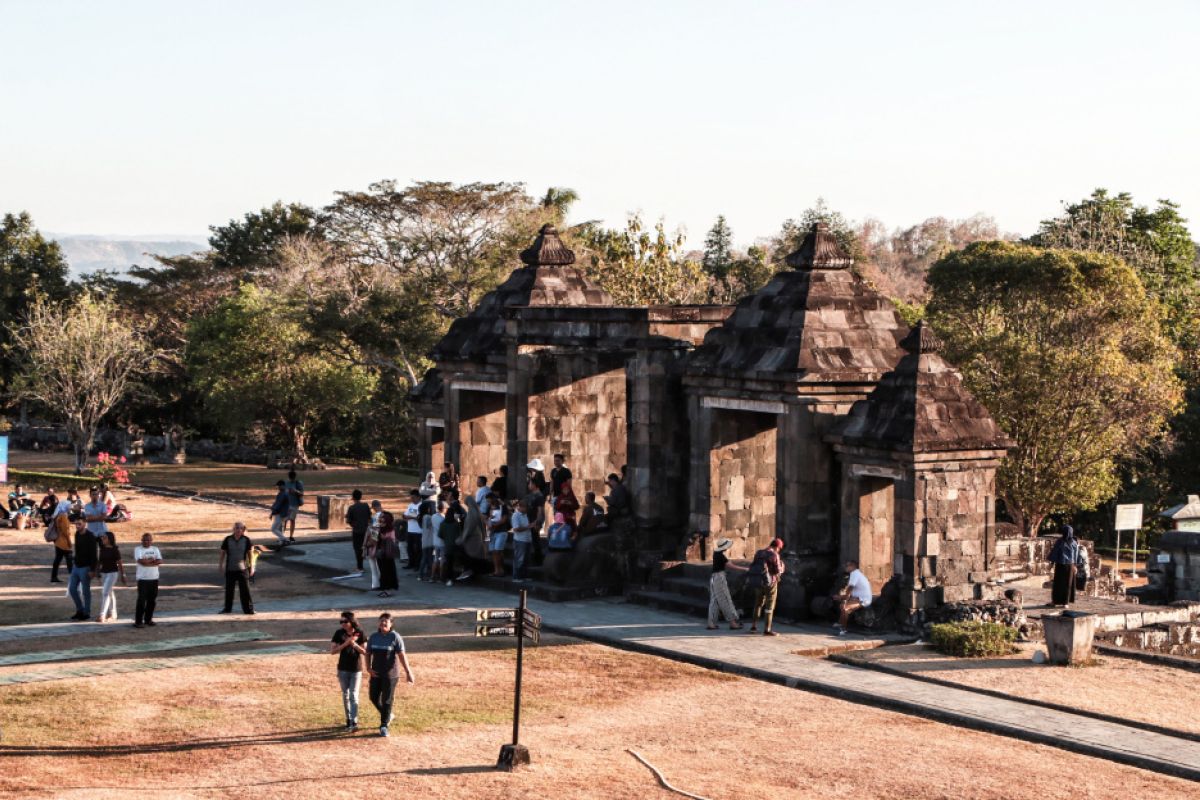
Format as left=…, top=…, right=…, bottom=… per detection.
left=707, top=537, right=743, bottom=630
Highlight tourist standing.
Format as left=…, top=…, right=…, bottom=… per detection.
left=490, top=465, right=508, bottom=500
left=49, top=500, right=74, bottom=583
left=473, top=475, right=489, bottom=508
left=69, top=516, right=100, bottom=621
left=746, top=538, right=785, bottom=636
left=553, top=478, right=580, bottom=527
left=331, top=611, right=367, bottom=731
left=437, top=462, right=459, bottom=496
left=285, top=469, right=305, bottom=542
left=419, top=472, right=439, bottom=501
left=707, top=538, right=742, bottom=630
left=438, top=492, right=465, bottom=586
left=268, top=481, right=290, bottom=546
left=550, top=454, right=572, bottom=500
left=404, top=490, right=424, bottom=571
left=420, top=501, right=445, bottom=582
left=344, top=489, right=372, bottom=574
left=365, top=612, right=415, bottom=737
left=218, top=522, right=255, bottom=614
left=510, top=499, right=533, bottom=582
left=1048, top=524, right=1082, bottom=608
left=96, top=532, right=127, bottom=622
left=523, top=477, right=546, bottom=563
left=455, top=495, right=485, bottom=582
left=488, top=497, right=510, bottom=577
left=833, top=560, right=872, bottom=636
left=372, top=500, right=398, bottom=598
left=133, top=533, right=163, bottom=628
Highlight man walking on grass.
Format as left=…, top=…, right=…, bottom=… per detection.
left=365, top=612, right=414, bottom=737
left=218, top=522, right=255, bottom=615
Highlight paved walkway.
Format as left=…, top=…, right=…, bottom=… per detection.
left=4, top=540, right=1198, bottom=781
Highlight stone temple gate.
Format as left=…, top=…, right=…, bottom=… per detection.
left=413, top=222, right=1012, bottom=617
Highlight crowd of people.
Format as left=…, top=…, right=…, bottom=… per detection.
left=343, top=455, right=632, bottom=596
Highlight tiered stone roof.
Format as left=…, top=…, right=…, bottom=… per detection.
left=832, top=321, right=1013, bottom=454
left=686, top=223, right=907, bottom=384
left=431, top=224, right=614, bottom=363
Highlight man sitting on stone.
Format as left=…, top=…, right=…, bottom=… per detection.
left=578, top=491, right=606, bottom=536
left=603, top=473, right=630, bottom=520
left=833, top=559, right=872, bottom=636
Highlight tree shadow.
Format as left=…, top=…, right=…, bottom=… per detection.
left=0, top=727, right=348, bottom=757
left=405, top=765, right=497, bottom=776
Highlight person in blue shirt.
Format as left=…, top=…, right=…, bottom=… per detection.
left=1048, top=524, right=1084, bottom=607
left=284, top=469, right=305, bottom=542
left=365, top=612, right=414, bottom=737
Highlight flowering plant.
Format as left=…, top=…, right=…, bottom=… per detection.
left=89, top=451, right=132, bottom=485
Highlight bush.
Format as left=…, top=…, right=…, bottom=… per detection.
left=929, top=621, right=1018, bottom=657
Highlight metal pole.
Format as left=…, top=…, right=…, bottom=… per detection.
left=1114, top=529, right=1121, bottom=581
left=512, top=589, right=526, bottom=747
left=1131, top=528, right=1139, bottom=580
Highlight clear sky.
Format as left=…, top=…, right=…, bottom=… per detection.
left=2, top=0, right=1197, bottom=246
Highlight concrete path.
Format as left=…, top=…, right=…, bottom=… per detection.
left=4, top=540, right=1198, bottom=781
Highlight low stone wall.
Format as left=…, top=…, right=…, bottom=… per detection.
left=1145, top=530, right=1200, bottom=602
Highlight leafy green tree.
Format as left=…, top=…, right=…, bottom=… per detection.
left=0, top=212, right=70, bottom=397
left=7, top=293, right=154, bottom=472
left=186, top=284, right=376, bottom=462
left=1033, top=189, right=1200, bottom=518
left=702, top=215, right=734, bottom=278
left=574, top=214, right=706, bottom=305
left=769, top=198, right=862, bottom=267
left=927, top=241, right=1183, bottom=536
left=207, top=201, right=317, bottom=273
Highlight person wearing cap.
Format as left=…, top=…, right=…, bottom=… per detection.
left=268, top=480, right=290, bottom=546
left=1048, top=524, right=1083, bottom=607
left=833, top=559, right=872, bottom=635
left=707, top=538, right=743, bottom=630
left=746, top=538, right=786, bottom=636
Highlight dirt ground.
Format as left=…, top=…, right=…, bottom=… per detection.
left=843, top=642, right=1200, bottom=735
left=2, top=607, right=1198, bottom=800
left=2, top=482, right=1199, bottom=798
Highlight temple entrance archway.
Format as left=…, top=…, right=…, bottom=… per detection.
left=455, top=388, right=506, bottom=488
left=708, top=408, right=778, bottom=560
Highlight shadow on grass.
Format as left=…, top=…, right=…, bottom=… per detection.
left=0, top=726, right=353, bottom=757
left=405, top=765, right=497, bottom=776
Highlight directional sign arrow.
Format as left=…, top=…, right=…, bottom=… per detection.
left=476, top=624, right=516, bottom=638
left=522, top=609, right=542, bottom=629
left=477, top=609, right=519, bottom=622
left=520, top=627, right=540, bottom=645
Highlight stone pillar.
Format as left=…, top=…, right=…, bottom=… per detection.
left=444, top=382, right=462, bottom=473
left=687, top=394, right=713, bottom=546
left=506, top=348, right=534, bottom=502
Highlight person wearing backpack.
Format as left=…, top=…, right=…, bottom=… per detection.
left=746, top=538, right=786, bottom=636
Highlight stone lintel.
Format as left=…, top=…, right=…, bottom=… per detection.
left=424, top=418, right=445, bottom=428
left=849, top=462, right=905, bottom=480
left=450, top=380, right=508, bottom=394
left=701, top=396, right=786, bottom=415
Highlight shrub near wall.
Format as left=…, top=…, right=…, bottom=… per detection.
left=929, top=621, right=1018, bottom=657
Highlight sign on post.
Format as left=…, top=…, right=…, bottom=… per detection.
left=479, top=590, right=543, bottom=772
left=1114, top=503, right=1144, bottom=578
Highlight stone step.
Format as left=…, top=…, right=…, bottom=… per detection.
left=472, top=573, right=612, bottom=603
left=627, top=589, right=745, bottom=619
left=661, top=575, right=714, bottom=600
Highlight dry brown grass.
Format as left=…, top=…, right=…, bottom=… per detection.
left=1, top=608, right=1196, bottom=800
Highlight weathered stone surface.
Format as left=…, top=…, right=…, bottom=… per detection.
left=1043, top=612, right=1097, bottom=665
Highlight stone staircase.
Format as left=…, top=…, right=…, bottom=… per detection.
left=627, top=561, right=747, bottom=619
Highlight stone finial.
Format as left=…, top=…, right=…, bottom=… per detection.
left=900, top=320, right=944, bottom=355
left=784, top=222, right=854, bottom=270
left=520, top=223, right=576, bottom=267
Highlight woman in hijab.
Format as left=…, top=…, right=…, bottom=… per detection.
left=454, top=495, right=486, bottom=582
left=419, top=472, right=439, bottom=501
left=1047, top=524, right=1081, bottom=607
left=553, top=478, right=580, bottom=527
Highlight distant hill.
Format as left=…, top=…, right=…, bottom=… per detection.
left=53, top=234, right=209, bottom=278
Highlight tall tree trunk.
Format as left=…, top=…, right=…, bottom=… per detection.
left=292, top=428, right=308, bottom=464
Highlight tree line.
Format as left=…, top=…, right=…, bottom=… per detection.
left=2, top=184, right=1197, bottom=542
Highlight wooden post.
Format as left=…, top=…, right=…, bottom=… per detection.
left=497, top=589, right=531, bottom=771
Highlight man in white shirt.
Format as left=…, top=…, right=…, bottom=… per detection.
left=133, top=533, right=164, bottom=628
left=473, top=476, right=489, bottom=514
left=403, top=490, right=423, bottom=571
left=834, top=559, right=873, bottom=636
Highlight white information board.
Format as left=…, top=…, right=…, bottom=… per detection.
left=1115, top=504, right=1143, bottom=531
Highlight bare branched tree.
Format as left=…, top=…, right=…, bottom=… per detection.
left=8, top=294, right=155, bottom=472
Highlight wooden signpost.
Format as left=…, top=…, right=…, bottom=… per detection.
left=475, top=589, right=541, bottom=771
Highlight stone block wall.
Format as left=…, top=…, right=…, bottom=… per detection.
left=1147, top=530, right=1200, bottom=601
left=709, top=409, right=777, bottom=560
left=905, top=463, right=997, bottom=607
left=527, top=359, right=628, bottom=500
left=456, top=390, right=507, bottom=489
